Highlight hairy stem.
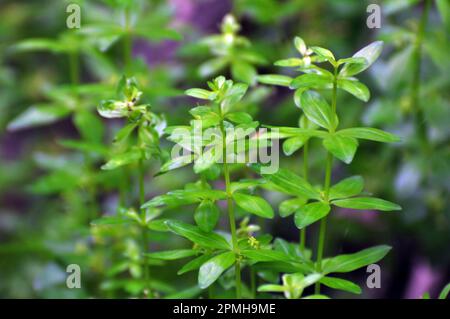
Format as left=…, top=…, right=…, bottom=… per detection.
left=315, top=66, right=338, bottom=294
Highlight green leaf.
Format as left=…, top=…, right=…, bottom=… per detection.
left=231, top=61, right=256, bottom=85
left=438, top=283, right=450, bottom=299
left=142, top=189, right=227, bottom=208
left=322, top=245, right=391, bottom=274
left=340, top=41, right=384, bottom=76
left=257, top=74, right=292, bottom=87
left=11, top=39, right=65, bottom=54
left=101, top=149, right=142, bottom=170
left=323, top=135, right=358, bottom=164
left=310, top=46, right=335, bottom=62
left=300, top=91, right=337, bottom=130
left=294, top=36, right=307, bottom=55
left=254, top=166, right=319, bottom=199
left=241, top=249, right=296, bottom=263
left=178, top=254, right=213, bottom=275
left=329, top=176, right=364, bottom=200
left=146, top=249, right=197, bottom=260
left=275, top=58, right=303, bottom=67
left=257, top=284, right=285, bottom=293
left=185, top=88, right=216, bottom=100
left=279, top=197, right=308, bottom=218
left=114, top=123, right=138, bottom=143
left=194, top=200, right=220, bottom=232
left=165, top=220, right=231, bottom=250
left=337, top=127, right=401, bottom=143
left=290, top=73, right=332, bottom=90
left=158, top=155, right=194, bottom=174
left=337, top=79, right=370, bottom=102
left=220, top=83, right=248, bottom=112
left=233, top=193, right=274, bottom=219
left=319, top=277, right=362, bottom=294
left=225, top=112, right=253, bottom=124
left=7, top=105, right=70, bottom=131
left=332, top=197, right=401, bottom=211
left=198, top=252, right=235, bottom=289
left=282, top=136, right=308, bottom=156
left=230, top=180, right=264, bottom=193
left=294, top=202, right=330, bottom=229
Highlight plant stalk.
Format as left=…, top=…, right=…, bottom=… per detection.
left=315, top=66, right=338, bottom=294
left=300, top=140, right=309, bottom=253
left=220, top=118, right=242, bottom=299
left=123, top=6, right=132, bottom=74
left=139, top=159, right=151, bottom=298
left=411, top=0, right=431, bottom=150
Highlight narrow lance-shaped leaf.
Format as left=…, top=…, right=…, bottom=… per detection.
left=146, top=249, right=198, bottom=260
left=337, top=127, right=401, bottom=143
left=322, top=245, right=392, bottom=274
left=165, top=220, right=231, bottom=250
left=319, top=277, right=362, bottom=294
left=332, top=197, right=401, bottom=211
left=257, top=74, right=292, bottom=87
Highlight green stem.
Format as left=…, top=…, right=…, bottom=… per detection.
left=299, top=140, right=309, bottom=253
left=220, top=118, right=241, bottom=299
left=123, top=7, right=132, bottom=74
left=250, top=267, right=256, bottom=299
left=315, top=66, right=338, bottom=294
left=139, top=159, right=151, bottom=298
left=68, top=52, right=79, bottom=85
left=411, top=0, right=430, bottom=150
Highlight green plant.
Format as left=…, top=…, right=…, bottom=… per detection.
left=142, top=76, right=276, bottom=298
left=92, top=76, right=166, bottom=297
left=255, top=36, right=402, bottom=295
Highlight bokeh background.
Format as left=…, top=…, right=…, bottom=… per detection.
left=0, top=0, right=448, bottom=298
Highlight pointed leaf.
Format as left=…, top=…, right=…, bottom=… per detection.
left=323, top=135, right=358, bottom=164
left=320, top=277, right=362, bottom=294
left=233, top=193, right=274, bottom=219
left=329, top=176, right=364, bottom=200
left=198, top=252, right=235, bottom=289
left=300, top=91, right=337, bottom=130
left=257, top=74, right=292, bottom=87
left=337, top=127, right=400, bottom=143
left=332, top=197, right=401, bottom=211
left=340, top=41, right=384, bottom=76
left=337, top=79, right=370, bottom=102
left=322, top=245, right=391, bottom=274
left=294, top=202, right=330, bottom=229
left=194, top=200, right=220, bottom=232
left=146, top=249, right=197, bottom=260
left=165, top=220, right=231, bottom=250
